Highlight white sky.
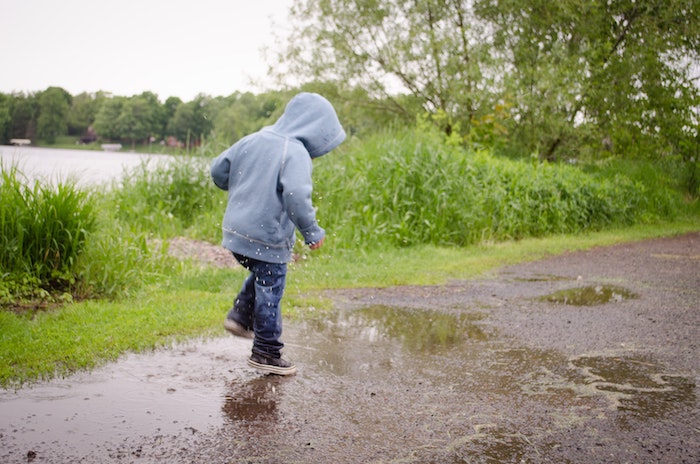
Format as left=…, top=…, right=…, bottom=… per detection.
left=0, top=0, right=295, bottom=101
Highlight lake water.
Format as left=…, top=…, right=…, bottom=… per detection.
left=0, top=145, right=175, bottom=188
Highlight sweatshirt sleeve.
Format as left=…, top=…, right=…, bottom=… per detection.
left=210, top=151, right=231, bottom=191
left=279, top=147, right=326, bottom=245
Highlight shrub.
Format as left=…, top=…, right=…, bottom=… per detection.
left=0, top=165, right=96, bottom=305
left=313, top=129, right=683, bottom=248
left=109, top=155, right=220, bottom=237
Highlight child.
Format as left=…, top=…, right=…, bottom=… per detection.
left=210, top=92, right=346, bottom=375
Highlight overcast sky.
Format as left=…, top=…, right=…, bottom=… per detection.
left=0, top=0, right=295, bottom=101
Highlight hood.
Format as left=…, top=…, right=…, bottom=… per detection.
left=271, top=92, right=346, bottom=158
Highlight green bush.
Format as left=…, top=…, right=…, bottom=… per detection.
left=314, top=129, right=683, bottom=248
left=0, top=165, right=96, bottom=304
left=71, top=220, right=168, bottom=301
left=109, top=155, right=220, bottom=237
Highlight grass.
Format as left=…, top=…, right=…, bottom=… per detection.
left=1, top=128, right=698, bottom=388
left=1, top=217, right=698, bottom=388
left=314, top=130, right=685, bottom=249
left=0, top=164, right=96, bottom=304
left=288, top=217, right=700, bottom=290
left=0, top=288, right=226, bottom=385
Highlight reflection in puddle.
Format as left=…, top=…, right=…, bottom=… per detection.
left=340, top=305, right=488, bottom=352
left=222, top=375, right=288, bottom=424
left=290, top=306, right=489, bottom=379
left=541, top=285, right=638, bottom=306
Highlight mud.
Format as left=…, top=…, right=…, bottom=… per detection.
left=1, top=232, right=699, bottom=463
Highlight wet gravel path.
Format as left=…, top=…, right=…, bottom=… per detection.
left=1, top=232, right=698, bottom=463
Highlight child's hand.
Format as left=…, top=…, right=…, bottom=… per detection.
left=309, top=237, right=325, bottom=250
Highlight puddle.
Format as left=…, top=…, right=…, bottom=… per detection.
left=305, top=305, right=489, bottom=353
left=1, top=306, right=696, bottom=463
left=540, top=285, right=638, bottom=306
left=570, top=354, right=697, bottom=419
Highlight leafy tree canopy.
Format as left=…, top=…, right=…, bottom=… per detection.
left=279, top=0, right=700, bottom=161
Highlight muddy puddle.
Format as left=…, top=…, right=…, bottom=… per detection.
left=540, top=284, right=638, bottom=306
left=2, top=304, right=697, bottom=463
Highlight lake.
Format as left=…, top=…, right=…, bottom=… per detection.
left=0, top=145, right=176, bottom=188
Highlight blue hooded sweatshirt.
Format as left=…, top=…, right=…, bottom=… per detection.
left=210, top=92, right=346, bottom=263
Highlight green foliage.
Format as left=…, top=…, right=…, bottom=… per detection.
left=109, top=156, right=220, bottom=236
left=284, top=0, right=700, bottom=163
left=0, top=165, right=96, bottom=304
left=66, top=91, right=107, bottom=137
left=167, top=95, right=214, bottom=146
left=212, top=92, right=284, bottom=143
left=71, top=220, right=168, bottom=301
left=92, top=96, right=125, bottom=141
left=0, top=93, right=12, bottom=144
left=314, top=129, right=683, bottom=248
left=36, top=87, right=71, bottom=144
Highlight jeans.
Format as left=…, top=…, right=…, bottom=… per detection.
left=227, top=253, right=287, bottom=358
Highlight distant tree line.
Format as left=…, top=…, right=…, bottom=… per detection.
left=0, top=87, right=266, bottom=148
left=0, top=84, right=403, bottom=150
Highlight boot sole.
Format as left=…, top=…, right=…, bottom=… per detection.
left=247, top=358, right=297, bottom=376
left=223, top=319, right=254, bottom=339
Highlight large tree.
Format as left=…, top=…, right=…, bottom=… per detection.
left=281, top=0, right=699, bottom=160
left=476, top=0, right=700, bottom=160
left=93, top=96, right=125, bottom=141
left=37, top=87, right=71, bottom=144
left=0, top=93, right=11, bottom=144
left=67, top=91, right=107, bottom=137
left=166, top=94, right=214, bottom=146
left=282, top=0, right=499, bottom=138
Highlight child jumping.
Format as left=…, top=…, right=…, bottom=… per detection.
left=210, top=92, right=346, bottom=375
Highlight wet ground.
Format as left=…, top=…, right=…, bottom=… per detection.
left=1, top=232, right=699, bottom=463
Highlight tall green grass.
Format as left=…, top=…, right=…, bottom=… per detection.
left=0, top=164, right=174, bottom=307
left=314, top=130, right=684, bottom=248
left=1, top=131, right=691, bottom=308
left=109, top=156, right=222, bottom=240
left=0, top=165, right=96, bottom=304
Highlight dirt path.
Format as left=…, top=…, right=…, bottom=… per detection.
left=1, top=233, right=699, bottom=463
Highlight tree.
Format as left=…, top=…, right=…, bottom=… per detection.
left=282, top=0, right=700, bottom=161
left=0, top=93, right=11, bottom=144
left=67, top=91, right=108, bottom=137
left=37, top=87, right=71, bottom=144
left=93, top=96, right=125, bottom=141
left=281, top=0, right=502, bottom=138
left=8, top=93, right=38, bottom=141
left=166, top=94, right=214, bottom=146
left=137, top=91, right=168, bottom=141
left=475, top=0, right=700, bottom=160
left=213, top=91, right=284, bottom=143
left=115, top=98, right=151, bottom=148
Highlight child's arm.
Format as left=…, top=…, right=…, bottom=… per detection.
left=210, top=152, right=231, bottom=191
left=279, top=148, right=326, bottom=247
